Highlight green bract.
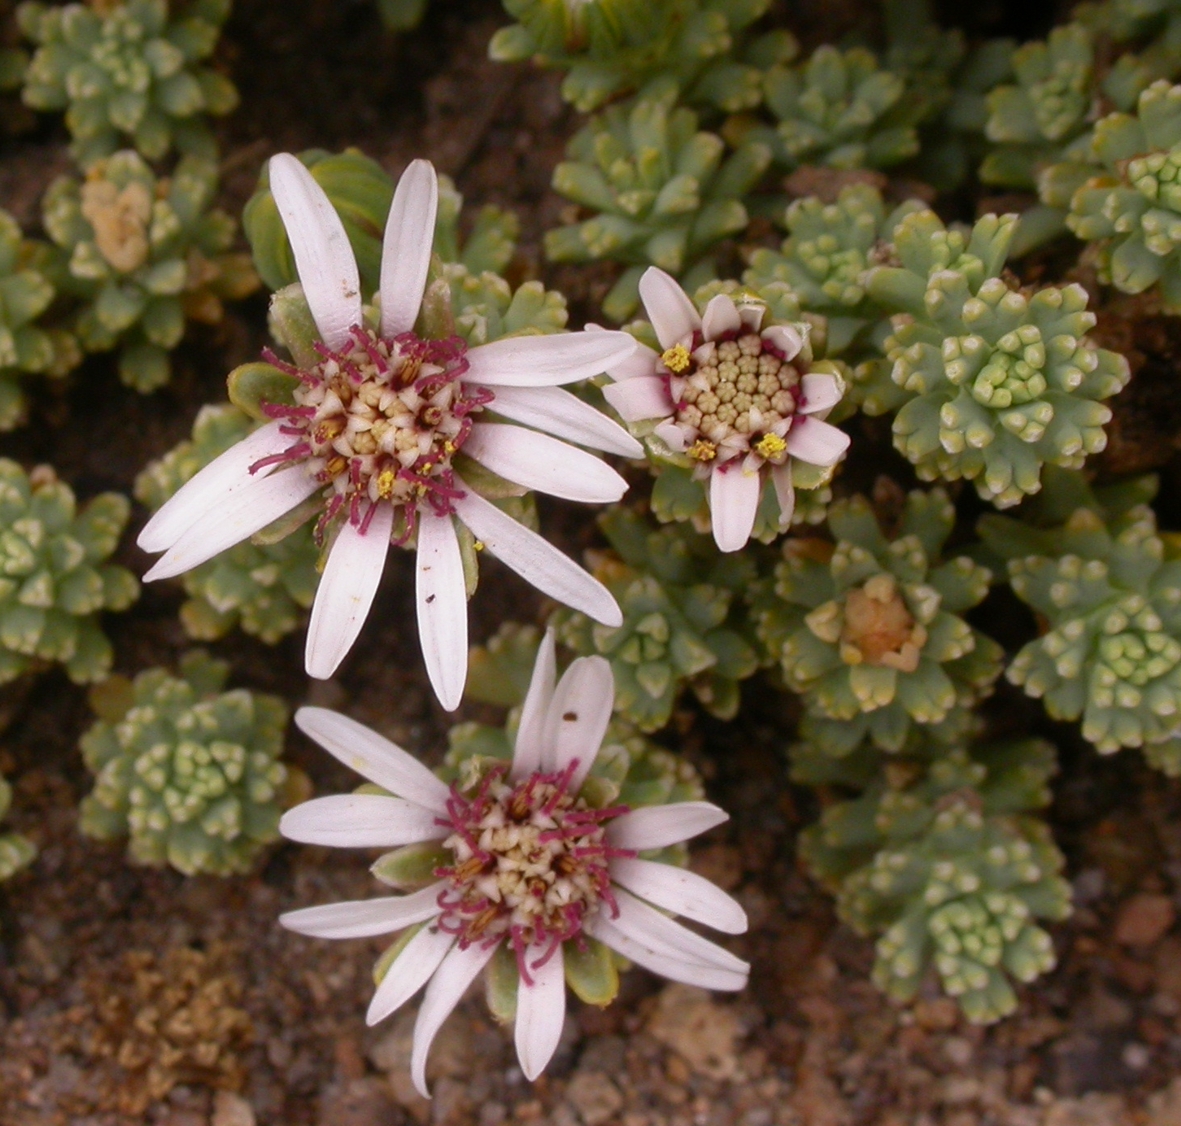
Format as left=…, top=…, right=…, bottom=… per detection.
left=1055, top=80, right=1181, bottom=311
left=866, top=209, right=1129, bottom=507
left=0, top=772, right=35, bottom=881
left=18, top=0, right=237, bottom=167
left=798, top=731, right=1070, bottom=1023
left=43, top=150, right=258, bottom=391
left=490, top=0, right=790, bottom=114
left=79, top=650, right=294, bottom=875
left=546, top=83, right=771, bottom=321
left=551, top=508, right=759, bottom=731
left=753, top=489, right=1002, bottom=752
left=0, top=207, right=80, bottom=431
left=744, top=184, right=924, bottom=356
left=732, top=45, right=924, bottom=173
left=0, top=460, right=137, bottom=684
left=134, top=404, right=320, bottom=644
left=978, top=471, right=1181, bottom=769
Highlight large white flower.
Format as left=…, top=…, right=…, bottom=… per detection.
left=602, top=266, right=852, bottom=554
left=139, top=154, right=641, bottom=707
left=279, top=632, right=749, bottom=1096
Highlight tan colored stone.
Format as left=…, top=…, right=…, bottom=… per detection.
left=645, top=983, right=743, bottom=1081
left=1114, top=894, right=1175, bottom=948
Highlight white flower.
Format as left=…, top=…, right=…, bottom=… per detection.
left=602, top=266, right=852, bottom=553
left=279, top=632, right=749, bottom=1096
left=139, top=154, right=641, bottom=708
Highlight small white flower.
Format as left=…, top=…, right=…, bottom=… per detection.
left=602, top=266, right=852, bottom=553
left=279, top=632, right=749, bottom=1096
left=139, top=155, right=641, bottom=707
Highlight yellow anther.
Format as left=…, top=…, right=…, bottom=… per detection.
left=474, top=540, right=485, bottom=551
left=687, top=439, right=717, bottom=462
left=375, top=468, right=397, bottom=499
left=755, top=432, right=788, bottom=459
left=661, top=344, right=692, bottom=373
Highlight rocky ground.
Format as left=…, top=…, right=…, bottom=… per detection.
left=6, top=1, right=1181, bottom=1124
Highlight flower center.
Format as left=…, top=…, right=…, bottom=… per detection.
left=662, top=331, right=801, bottom=465
left=257, top=326, right=489, bottom=541
left=433, top=761, right=630, bottom=984
left=839, top=574, right=927, bottom=672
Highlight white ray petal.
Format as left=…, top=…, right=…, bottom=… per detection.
left=486, top=385, right=643, bottom=457
left=710, top=465, right=761, bottom=553
left=380, top=159, right=438, bottom=337
left=416, top=510, right=468, bottom=712
left=515, top=944, right=566, bottom=1081
left=611, top=887, right=749, bottom=973
left=609, top=858, right=747, bottom=935
left=606, top=802, right=729, bottom=851
left=295, top=706, right=451, bottom=812
left=464, top=331, right=637, bottom=387
left=601, top=374, right=673, bottom=424
left=798, top=372, right=843, bottom=416
left=138, top=421, right=287, bottom=553
left=762, top=323, right=804, bottom=360
left=584, top=912, right=748, bottom=992
left=772, top=463, right=796, bottom=531
left=367, top=925, right=455, bottom=1027
left=785, top=416, right=851, bottom=467
left=305, top=503, right=394, bottom=679
left=280, top=883, right=446, bottom=939
left=701, top=293, right=742, bottom=341
left=511, top=629, right=556, bottom=781
left=654, top=421, right=689, bottom=452
left=143, top=465, right=319, bottom=581
left=543, top=656, right=613, bottom=791
left=411, top=940, right=498, bottom=1098
left=452, top=482, right=622, bottom=626
left=269, top=153, right=361, bottom=350
left=585, top=324, right=659, bottom=381
left=638, top=267, right=700, bottom=349
left=465, top=424, right=627, bottom=504
left=279, top=794, right=446, bottom=848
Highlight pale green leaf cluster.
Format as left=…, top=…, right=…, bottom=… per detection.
left=0, top=207, right=81, bottom=430
left=753, top=489, right=1002, bottom=756
left=978, top=470, right=1181, bottom=768
left=1047, top=80, right=1181, bottom=311
left=134, top=403, right=320, bottom=644
left=79, top=650, right=293, bottom=875
left=866, top=209, right=1129, bottom=506
left=0, top=459, right=137, bottom=684
left=546, top=82, right=771, bottom=320
left=43, top=149, right=258, bottom=391
left=797, top=730, right=1070, bottom=1022
left=491, top=0, right=789, bottom=114
left=18, top=0, right=237, bottom=167
left=551, top=508, right=759, bottom=731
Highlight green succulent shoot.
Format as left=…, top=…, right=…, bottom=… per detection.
left=744, top=183, right=925, bottom=356
left=0, top=771, right=35, bottom=880
left=753, top=489, right=1002, bottom=752
left=729, top=44, right=924, bottom=173
left=978, top=471, right=1181, bottom=771
left=0, top=207, right=81, bottom=431
left=865, top=208, right=1129, bottom=508
left=42, top=149, right=259, bottom=392
left=980, top=23, right=1131, bottom=191
left=798, top=732, right=1070, bottom=1023
left=134, top=403, right=320, bottom=644
left=0, top=460, right=137, bottom=685
left=80, top=650, right=300, bottom=876
left=1053, top=80, right=1181, bottom=311
left=546, top=81, right=771, bottom=321
left=551, top=507, right=759, bottom=732
left=490, top=0, right=789, bottom=115
left=18, top=0, right=238, bottom=168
